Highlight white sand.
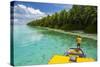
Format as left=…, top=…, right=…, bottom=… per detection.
left=36, top=26, right=97, bottom=40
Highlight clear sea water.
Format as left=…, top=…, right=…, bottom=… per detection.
left=13, top=25, right=97, bottom=66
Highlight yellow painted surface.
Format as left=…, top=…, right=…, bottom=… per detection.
left=48, top=55, right=70, bottom=64
left=77, top=57, right=95, bottom=62
left=48, top=55, right=95, bottom=64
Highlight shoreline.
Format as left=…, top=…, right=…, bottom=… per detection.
left=29, top=25, right=97, bottom=40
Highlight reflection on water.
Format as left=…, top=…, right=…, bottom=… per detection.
left=13, top=25, right=97, bottom=66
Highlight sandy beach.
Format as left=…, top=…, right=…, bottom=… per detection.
left=36, top=26, right=97, bottom=40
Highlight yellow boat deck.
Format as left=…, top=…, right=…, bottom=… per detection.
left=48, top=55, right=95, bottom=64
left=48, top=55, right=70, bottom=64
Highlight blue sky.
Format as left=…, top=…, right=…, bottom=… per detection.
left=11, top=1, right=72, bottom=25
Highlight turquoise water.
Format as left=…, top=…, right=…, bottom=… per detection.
left=13, top=25, right=97, bottom=66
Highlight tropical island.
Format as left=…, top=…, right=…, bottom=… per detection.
left=27, top=5, right=97, bottom=34
left=11, top=1, right=97, bottom=66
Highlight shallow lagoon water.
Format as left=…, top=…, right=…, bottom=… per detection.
left=13, top=25, right=97, bottom=66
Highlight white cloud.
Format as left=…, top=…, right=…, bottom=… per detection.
left=13, top=4, right=47, bottom=25
left=18, top=4, right=26, bottom=9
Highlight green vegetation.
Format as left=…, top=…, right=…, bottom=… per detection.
left=27, top=5, right=97, bottom=33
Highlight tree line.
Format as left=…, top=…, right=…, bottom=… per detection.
left=27, top=5, right=97, bottom=33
